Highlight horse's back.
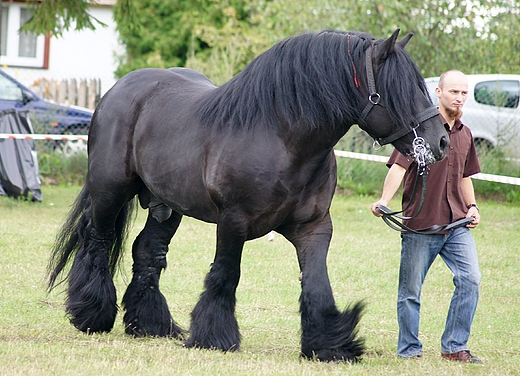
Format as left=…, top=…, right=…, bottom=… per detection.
left=167, top=67, right=215, bottom=87
left=96, top=67, right=215, bottom=111
left=89, top=67, right=215, bottom=146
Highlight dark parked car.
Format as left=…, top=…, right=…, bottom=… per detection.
left=0, top=69, right=93, bottom=136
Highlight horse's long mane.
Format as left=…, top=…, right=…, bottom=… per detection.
left=197, top=30, right=430, bottom=131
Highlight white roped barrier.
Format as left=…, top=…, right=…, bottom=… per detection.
left=0, top=133, right=88, bottom=142
left=0, top=134, right=518, bottom=186
left=333, top=150, right=520, bottom=186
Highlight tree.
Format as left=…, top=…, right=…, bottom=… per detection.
left=12, top=0, right=520, bottom=81
left=113, top=0, right=253, bottom=79
left=20, top=0, right=137, bottom=37
left=254, top=0, right=520, bottom=77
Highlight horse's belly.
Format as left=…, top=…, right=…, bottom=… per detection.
left=140, top=166, right=219, bottom=223
left=166, top=192, right=219, bottom=223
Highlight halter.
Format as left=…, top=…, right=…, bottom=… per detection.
left=355, top=45, right=470, bottom=234
left=356, top=44, right=439, bottom=149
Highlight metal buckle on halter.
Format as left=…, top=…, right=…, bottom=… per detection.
left=411, top=127, right=435, bottom=173
left=372, top=139, right=382, bottom=150
left=368, top=93, right=381, bottom=105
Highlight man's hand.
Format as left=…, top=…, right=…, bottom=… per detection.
left=466, top=206, right=480, bottom=228
left=371, top=200, right=388, bottom=217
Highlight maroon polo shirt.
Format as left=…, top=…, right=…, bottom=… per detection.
left=387, top=118, right=481, bottom=231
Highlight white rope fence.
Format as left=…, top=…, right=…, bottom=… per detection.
left=334, top=150, right=520, bottom=186
left=0, top=134, right=518, bottom=186
left=0, top=133, right=88, bottom=142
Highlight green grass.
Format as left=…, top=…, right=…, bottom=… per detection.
left=1, top=186, right=519, bottom=375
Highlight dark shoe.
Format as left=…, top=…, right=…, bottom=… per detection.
left=441, top=350, right=483, bottom=364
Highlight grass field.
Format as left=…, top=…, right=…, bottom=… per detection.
left=1, top=186, right=519, bottom=375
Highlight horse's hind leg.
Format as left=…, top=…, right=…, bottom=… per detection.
left=122, top=211, right=184, bottom=338
left=66, top=192, right=131, bottom=333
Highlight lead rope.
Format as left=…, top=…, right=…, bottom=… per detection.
left=376, top=129, right=430, bottom=219
left=376, top=129, right=475, bottom=234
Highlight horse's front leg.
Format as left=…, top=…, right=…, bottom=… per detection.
left=185, top=215, right=245, bottom=351
left=122, top=211, right=184, bottom=338
left=282, top=211, right=366, bottom=362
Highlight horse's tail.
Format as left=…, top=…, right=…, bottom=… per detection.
left=47, top=184, right=136, bottom=291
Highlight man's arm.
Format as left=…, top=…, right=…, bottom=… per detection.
left=371, top=163, right=406, bottom=217
left=461, top=176, right=480, bottom=227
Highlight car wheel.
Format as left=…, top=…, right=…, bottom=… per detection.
left=57, top=125, right=88, bottom=156
left=474, top=138, right=493, bottom=156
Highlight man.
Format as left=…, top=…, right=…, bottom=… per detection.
left=371, top=70, right=483, bottom=363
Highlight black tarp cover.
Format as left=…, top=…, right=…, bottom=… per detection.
left=0, top=109, right=42, bottom=201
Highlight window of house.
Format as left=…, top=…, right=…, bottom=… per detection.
left=18, top=8, right=37, bottom=58
left=0, top=3, right=48, bottom=68
left=1, top=6, right=8, bottom=56
left=474, top=80, right=520, bottom=109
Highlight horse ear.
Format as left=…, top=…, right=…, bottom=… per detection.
left=374, top=29, right=401, bottom=63
left=396, top=33, right=413, bottom=49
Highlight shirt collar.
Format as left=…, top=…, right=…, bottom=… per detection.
left=440, top=114, right=465, bottom=131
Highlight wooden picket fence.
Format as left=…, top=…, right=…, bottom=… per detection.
left=30, top=78, right=101, bottom=110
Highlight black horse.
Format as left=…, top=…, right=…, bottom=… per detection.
left=48, top=29, right=449, bottom=362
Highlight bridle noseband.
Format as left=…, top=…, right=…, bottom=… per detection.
left=356, top=44, right=439, bottom=148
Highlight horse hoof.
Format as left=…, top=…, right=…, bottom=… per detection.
left=301, top=348, right=362, bottom=363
left=69, top=306, right=117, bottom=334
left=125, top=319, right=185, bottom=339
left=184, top=338, right=240, bottom=352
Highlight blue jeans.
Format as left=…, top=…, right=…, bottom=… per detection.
left=397, top=227, right=481, bottom=358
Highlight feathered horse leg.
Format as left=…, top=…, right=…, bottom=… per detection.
left=48, top=185, right=135, bottom=333
left=122, top=211, right=184, bottom=338
left=66, top=226, right=118, bottom=332
left=282, top=212, right=366, bottom=362
left=185, top=213, right=245, bottom=351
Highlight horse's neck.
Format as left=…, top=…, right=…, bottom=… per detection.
left=282, top=122, right=352, bottom=157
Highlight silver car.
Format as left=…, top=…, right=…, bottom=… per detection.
left=425, top=74, right=520, bottom=156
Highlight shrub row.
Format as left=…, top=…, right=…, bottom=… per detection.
left=36, top=143, right=520, bottom=204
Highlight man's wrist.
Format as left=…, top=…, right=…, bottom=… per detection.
left=467, top=203, right=479, bottom=212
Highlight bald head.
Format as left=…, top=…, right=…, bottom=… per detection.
left=438, top=70, right=468, bottom=90
left=435, top=70, right=469, bottom=124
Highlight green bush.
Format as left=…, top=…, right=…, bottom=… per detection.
left=472, top=147, right=520, bottom=203
left=336, top=158, right=389, bottom=197
left=36, top=139, right=519, bottom=204
left=37, top=149, right=87, bottom=186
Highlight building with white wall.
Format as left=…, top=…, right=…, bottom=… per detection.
left=1, top=0, right=121, bottom=96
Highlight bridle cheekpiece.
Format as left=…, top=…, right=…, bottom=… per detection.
left=356, top=44, right=439, bottom=157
